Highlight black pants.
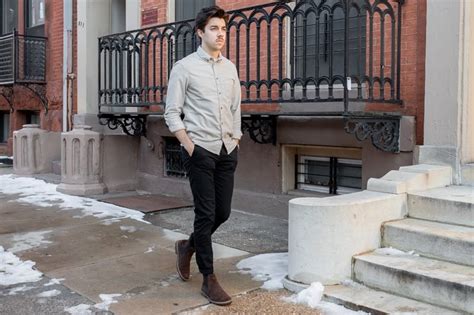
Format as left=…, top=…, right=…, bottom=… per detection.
left=182, top=144, right=238, bottom=275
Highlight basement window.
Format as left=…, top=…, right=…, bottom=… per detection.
left=0, top=112, right=9, bottom=143
left=164, top=137, right=187, bottom=178
left=296, top=155, right=362, bottom=194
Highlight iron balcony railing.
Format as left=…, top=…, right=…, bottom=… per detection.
left=98, top=0, right=403, bottom=114
left=0, top=31, right=47, bottom=85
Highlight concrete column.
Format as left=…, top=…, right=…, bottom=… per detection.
left=57, top=125, right=106, bottom=195
left=13, top=124, right=60, bottom=175
left=421, top=0, right=474, bottom=184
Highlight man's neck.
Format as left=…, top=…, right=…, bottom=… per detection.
left=201, top=44, right=221, bottom=59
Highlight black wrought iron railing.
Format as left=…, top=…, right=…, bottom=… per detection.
left=98, top=0, right=403, bottom=114
left=98, top=0, right=405, bottom=153
left=0, top=31, right=47, bottom=85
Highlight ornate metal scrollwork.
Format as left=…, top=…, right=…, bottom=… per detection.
left=98, top=114, right=147, bottom=137
left=22, top=84, right=48, bottom=113
left=344, top=117, right=400, bottom=153
left=241, top=115, right=277, bottom=145
left=0, top=86, right=14, bottom=112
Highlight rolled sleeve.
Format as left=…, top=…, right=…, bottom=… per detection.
left=164, top=62, right=187, bottom=133
left=231, top=68, right=243, bottom=140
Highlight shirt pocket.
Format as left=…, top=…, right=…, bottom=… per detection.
left=220, top=77, right=235, bottom=105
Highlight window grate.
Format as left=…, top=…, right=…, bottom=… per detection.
left=296, top=155, right=361, bottom=195
left=164, top=137, right=187, bottom=178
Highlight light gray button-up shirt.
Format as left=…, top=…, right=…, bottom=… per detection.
left=164, top=46, right=242, bottom=155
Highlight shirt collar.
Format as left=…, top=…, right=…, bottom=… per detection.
left=197, top=46, right=223, bottom=63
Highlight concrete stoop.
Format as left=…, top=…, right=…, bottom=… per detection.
left=353, top=252, right=474, bottom=314
left=324, top=283, right=463, bottom=315
left=382, top=218, right=474, bottom=266
left=334, top=166, right=472, bottom=314
left=408, top=185, right=474, bottom=227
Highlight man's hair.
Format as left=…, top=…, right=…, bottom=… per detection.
left=195, top=5, right=229, bottom=32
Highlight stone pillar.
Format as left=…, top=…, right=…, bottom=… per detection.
left=420, top=0, right=474, bottom=184
left=13, top=124, right=60, bottom=175
left=57, top=125, right=106, bottom=195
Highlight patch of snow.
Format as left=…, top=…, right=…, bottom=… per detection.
left=283, top=282, right=368, bottom=315
left=65, top=304, right=92, bottom=315
left=144, top=246, right=154, bottom=253
left=94, top=293, right=121, bottom=311
left=282, top=282, right=324, bottom=308
left=37, top=289, right=61, bottom=297
left=374, top=247, right=419, bottom=257
left=120, top=226, right=137, bottom=233
left=0, top=246, right=43, bottom=286
left=0, top=175, right=148, bottom=224
left=8, top=231, right=53, bottom=253
left=44, top=278, right=65, bottom=286
left=236, top=253, right=288, bottom=290
left=8, top=285, right=36, bottom=295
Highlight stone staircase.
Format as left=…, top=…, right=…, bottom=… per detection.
left=324, top=169, right=474, bottom=314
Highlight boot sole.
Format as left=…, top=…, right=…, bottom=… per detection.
left=174, top=241, right=190, bottom=282
left=200, top=290, right=232, bottom=306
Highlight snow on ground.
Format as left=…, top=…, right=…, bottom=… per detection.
left=94, top=293, right=122, bottom=311
left=0, top=175, right=147, bottom=224
left=65, top=304, right=92, bottom=315
left=44, top=278, right=65, bottom=286
left=0, top=246, right=43, bottom=286
left=237, top=253, right=369, bottom=314
left=374, top=247, right=419, bottom=256
left=283, top=283, right=369, bottom=314
left=120, top=226, right=137, bottom=233
left=237, top=253, right=288, bottom=290
left=8, top=231, right=53, bottom=253
left=37, top=289, right=61, bottom=297
left=144, top=246, right=154, bottom=253
left=8, top=284, right=36, bottom=295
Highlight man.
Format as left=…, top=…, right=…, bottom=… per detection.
left=164, top=6, right=241, bottom=306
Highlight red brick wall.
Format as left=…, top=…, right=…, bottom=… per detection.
left=0, top=0, right=67, bottom=154
left=365, top=0, right=426, bottom=144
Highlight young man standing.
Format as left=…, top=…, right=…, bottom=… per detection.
left=164, top=6, right=241, bottom=306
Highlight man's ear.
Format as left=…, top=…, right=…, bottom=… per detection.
left=196, top=28, right=204, bottom=39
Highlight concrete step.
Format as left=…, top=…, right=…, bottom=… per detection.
left=383, top=218, right=474, bottom=266
left=408, top=185, right=474, bottom=227
left=353, top=252, right=474, bottom=313
left=324, top=282, right=463, bottom=315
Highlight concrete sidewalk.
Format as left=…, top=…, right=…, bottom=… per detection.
left=0, top=168, right=322, bottom=315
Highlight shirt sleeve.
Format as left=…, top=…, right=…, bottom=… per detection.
left=231, top=65, right=243, bottom=140
left=164, top=62, right=187, bottom=133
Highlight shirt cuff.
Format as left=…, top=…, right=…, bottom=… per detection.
left=232, top=130, right=243, bottom=140
left=168, top=121, right=186, bottom=134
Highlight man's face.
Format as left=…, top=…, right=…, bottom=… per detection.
left=198, top=17, right=227, bottom=52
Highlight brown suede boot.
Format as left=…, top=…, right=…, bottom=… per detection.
left=201, top=274, right=232, bottom=306
left=174, top=240, right=195, bottom=281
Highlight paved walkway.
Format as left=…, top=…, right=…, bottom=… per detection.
left=0, top=168, right=322, bottom=314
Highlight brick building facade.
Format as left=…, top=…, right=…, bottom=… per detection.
left=0, top=0, right=77, bottom=155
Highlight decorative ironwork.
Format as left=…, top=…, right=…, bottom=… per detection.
left=0, top=86, right=14, bottom=112
left=98, top=114, right=147, bottom=136
left=242, top=115, right=277, bottom=145
left=97, top=0, right=405, bottom=153
left=344, top=116, right=400, bottom=153
left=164, top=137, right=187, bottom=178
left=98, top=0, right=404, bottom=111
left=22, top=84, right=48, bottom=113
left=0, top=31, right=47, bottom=85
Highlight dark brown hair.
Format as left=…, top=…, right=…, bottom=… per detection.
left=195, top=5, right=229, bottom=32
